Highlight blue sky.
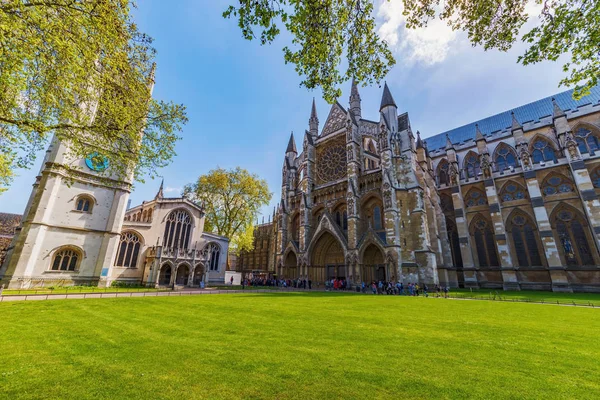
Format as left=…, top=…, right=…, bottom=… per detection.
left=1, top=0, right=569, bottom=218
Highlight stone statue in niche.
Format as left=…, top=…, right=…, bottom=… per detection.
left=383, top=189, right=392, bottom=208
left=480, top=153, right=492, bottom=178
left=518, top=143, right=532, bottom=171
left=564, top=131, right=581, bottom=161
left=449, top=164, right=459, bottom=185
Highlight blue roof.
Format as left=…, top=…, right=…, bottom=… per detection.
left=424, top=85, right=600, bottom=151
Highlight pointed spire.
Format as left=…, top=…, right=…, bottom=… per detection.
left=309, top=98, right=319, bottom=136
left=416, top=130, right=424, bottom=149
left=286, top=132, right=297, bottom=153
left=511, top=112, right=522, bottom=131
left=155, top=178, right=164, bottom=199
left=552, top=97, right=565, bottom=118
left=349, top=78, right=362, bottom=119
left=475, top=124, right=485, bottom=141
left=311, top=98, right=318, bottom=119
left=445, top=134, right=454, bottom=150
left=380, top=82, right=397, bottom=111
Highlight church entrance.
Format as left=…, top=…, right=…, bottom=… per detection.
left=309, top=232, right=345, bottom=283
left=159, top=264, right=172, bottom=286
left=283, top=251, right=297, bottom=279
left=176, top=264, right=190, bottom=286
left=362, top=244, right=387, bottom=283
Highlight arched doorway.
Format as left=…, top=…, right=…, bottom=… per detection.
left=284, top=251, right=297, bottom=279
left=310, top=232, right=345, bottom=282
left=176, top=264, right=190, bottom=286
left=362, top=243, right=386, bottom=283
left=159, top=264, right=172, bottom=286
left=193, top=264, right=204, bottom=286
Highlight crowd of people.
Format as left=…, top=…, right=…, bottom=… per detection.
left=235, top=276, right=451, bottom=297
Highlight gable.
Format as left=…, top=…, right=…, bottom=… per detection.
left=321, top=102, right=347, bottom=137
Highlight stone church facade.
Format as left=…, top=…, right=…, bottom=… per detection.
left=238, top=83, right=600, bottom=292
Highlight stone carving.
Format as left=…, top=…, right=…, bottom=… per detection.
left=378, top=124, right=389, bottom=151
left=383, top=189, right=392, bottom=208
left=480, top=153, right=492, bottom=178
left=518, top=143, right=532, bottom=171
left=321, top=105, right=347, bottom=136
left=449, top=164, right=459, bottom=185
left=347, top=197, right=355, bottom=213
left=316, top=136, right=347, bottom=184
left=347, top=145, right=354, bottom=161
left=565, top=131, right=581, bottom=161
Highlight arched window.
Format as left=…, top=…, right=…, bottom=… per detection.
left=207, top=243, right=221, bottom=271
left=553, top=207, right=594, bottom=266
left=163, top=209, right=193, bottom=249
left=437, top=159, right=450, bottom=185
left=50, top=247, right=81, bottom=271
left=531, top=137, right=557, bottom=163
left=499, top=182, right=527, bottom=202
left=463, top=152, right=481, bottom=179
left=590, top=167, right=600, bottom=188
left=541, top=174, right=575, bottom=196
left=343, top=211, right=348, bottom=231
left=75, top=195, right=93, bottom=212
left=115, top=231, right=142, bottom=268
left=446, top=218, right=463, bottom=268
left=464, top=188, right=488, bottom=208
left=574, top=127, right=600, bottom=154
left=507, top=212, right=542, bottom=267
left=470, top=215, right=499, bottom=267
left=372, top=206, right=383, bottom=231
left=494, top=144, right=518, bottom=171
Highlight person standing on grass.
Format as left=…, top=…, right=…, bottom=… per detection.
left=424, top=284, right=428, bottom=297
left=230, top=276, right=234, bottom=285
left=371, top=282, right=377, bottom=294
left=361, top=281, right=366, bottom=293
left=444, top=286, right=449, bottom=298
left=308, top=279, right=312, bottom=290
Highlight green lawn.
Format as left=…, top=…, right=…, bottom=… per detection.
left=1, top=293, right=599, bottom=399
left=1, top=287, right=167, bottom=296
left=447, top=288, right=600, bottom=306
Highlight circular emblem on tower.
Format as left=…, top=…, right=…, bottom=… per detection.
left=85, top=152, right=109, bottom=172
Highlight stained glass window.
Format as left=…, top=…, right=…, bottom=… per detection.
left=541, top=174, right=574, bottom=196
left=471, top=215, right=499, bottom=267
left=531, top=138, right=557, bottom=163
left=465, top=188, right=488, bottom=208
left=373, top=206, right=383, bottom=231
left=591, top=167, right=600, bottom=188
left=464, top=152, right=481, bottom=178
left=554, top=208, right=594, bottom=266
left=437, top=159, right=450, bottom=185
left=115, top=232, right=141, bottom=268
left=446, top=218, right=463, bottom=268
left=574, top=127, right=600, bottom=154
left=163, top=209, right=193, bottom=249
left=495, top=144, right=518, bottom=171
left=509, top=213, right=542, bottom=267
left=499, top=182, right=527, bottom=202
left=51, top=248, right=80, bottom=271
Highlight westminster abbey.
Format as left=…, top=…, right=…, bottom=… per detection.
left=238, top=82, right=600, bottom=292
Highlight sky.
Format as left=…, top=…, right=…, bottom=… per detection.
left=0, top=0, right=571, bottom=218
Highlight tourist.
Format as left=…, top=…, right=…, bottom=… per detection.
left=361, top=281, right=366, bottom=293
left=415, top=283, right=420, bottom=296
left=230, top=276, right=234, bottom=285
left=423, top=284, right=429, bottom=297
left=308, top=279, right=312, bottom=290
left=444, top=286, right=449, bottom=298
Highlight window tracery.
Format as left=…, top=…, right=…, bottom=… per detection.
left=531, top=138, right=557, bottom=163
left=499, top=182, right=527, bottom=202
left=553, top=207, right=594, bottom=266
left=50, top=247, right=81, bottom=271
left=437, top=159, right=450, bottom=186
left=574, top=127, right=600, bottom=154
left=494, top=144, right=518, bottom=171
left=541, top=174, right=574, bottom=196
left=316, top=138, right=347, bottom=184
left=75, top=195, right=93, bottom=212
left=591, top=167, right=600, bottom=188
left=164, top=209, right=193, bottom=249
left=470, top=215, right=499, bottom=267
left=115, top=232, right=142, bottom=268
left=207, top=243, right=221, bottom=271
left=508, top=212, right=542, bottom=267
left=464, top=152, right=481, bottom=178
left=464, top=188, right=487, bottom=208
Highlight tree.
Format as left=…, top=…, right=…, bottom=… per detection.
left=183, top=167, right=272, bottom=253
left=0, top=0, right=188, bottom=193
left=225, top=0, right=599, bottom=101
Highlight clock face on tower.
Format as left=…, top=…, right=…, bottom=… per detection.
left=85, top=152, right=109, bottom=172
left=316, top=136, right=347, bottom=185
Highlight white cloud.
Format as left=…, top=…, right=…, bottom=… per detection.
left=164, top=186, right=182, bottom=194
left=377, top=0, right=458, bottom=66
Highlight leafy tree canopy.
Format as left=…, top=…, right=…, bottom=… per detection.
left=183, top=167, right=272, bottom=253
left=0, top=0, right=188, bottom=193
left=225, top=0, right=599, bottom=102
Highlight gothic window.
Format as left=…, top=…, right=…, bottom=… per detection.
left=437, top=159, right=450, bottom=185
left=470, top=215, right=499, bottom=267
left=499, top=182, right=527, bottom=203
left=163, top=209, right=193, bottom=249
left=343, top=211, right=348, bottom=231
left=541, top=174, right=575, bottom=196
left=115, top=232, right=142, bottom=268
left=591, top=167, right=600, bottom=188
left=446, top=218, right=463, bottom=268
left=50, top=247, right=81, bottom=272
left=574, top=127, right=600, bottom=154
left=372, top=206, right=383, bottom=231
left=75, top=195, right=93, bottom=213
left=441, top=194, right=454, bottom=213
left=464, top=152, right=481, bottom=179
left=531, top=138, right=557, bottom=163
left=316, top=138, right=347, bottom=184
left=494, top=144, right=518, bottom=171
left=508, top=212, right=542, bottom=267
left=553, top=207, right=594, bottom=266
left=464, top=188, right=488, bottom=208
left=207, top=243, right=221, bottom=271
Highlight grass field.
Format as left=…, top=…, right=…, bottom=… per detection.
left=1, top=292, right=599, bottom=399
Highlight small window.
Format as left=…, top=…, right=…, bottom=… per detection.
left=541, top=174, right=574, bottom=196
left=50, top=248, right=81, bottom=271
left=75, top=196, right=93, bottom=212
left=464, top=188, right=488, bottom=208
left=208, top=243, right=221, bottom=271
left=574, top=128, right=600, bottom=154
left=499, top=182, right=527, bottom=203
left=494, top=144, right=518, bottom=171
left=464, top=152, right=481, bottom=179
